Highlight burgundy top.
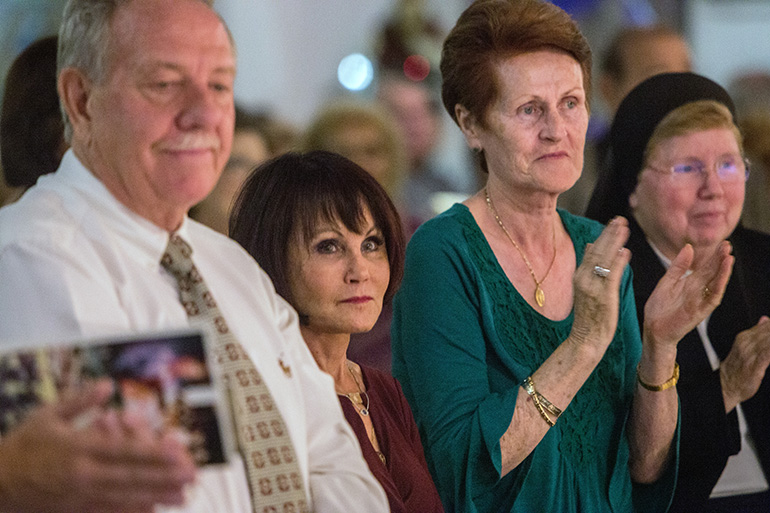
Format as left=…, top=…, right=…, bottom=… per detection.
left=339, top=365, right=444, bottom=513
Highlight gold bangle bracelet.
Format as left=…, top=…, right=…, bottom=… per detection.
left=522, top=376, right=560, bottom=426
left=532, top=393, right=556, bottom=427
left=534, top=388, right=562, bottom=418
left=637, top=362, right=679, bottom=392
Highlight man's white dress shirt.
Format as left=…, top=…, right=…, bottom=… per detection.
left=0, top=150, right=389, bottom=513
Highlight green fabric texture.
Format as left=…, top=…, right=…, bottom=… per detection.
left=392, top=204, right=678, bottom=513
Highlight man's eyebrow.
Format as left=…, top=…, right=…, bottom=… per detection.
left=212, top=65, right=236, bottom=76
left=142, top=61, right=236, bottom=75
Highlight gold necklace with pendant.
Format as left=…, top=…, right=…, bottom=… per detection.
left=484, top=187, right=556, bottom=308
left=343, top=364, right=386, bottom=465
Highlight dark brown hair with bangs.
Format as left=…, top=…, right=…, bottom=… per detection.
left=229, top=150, right=405, bottom=307
left=441, top=0, right=592, bottom=130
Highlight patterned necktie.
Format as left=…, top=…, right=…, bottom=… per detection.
left=162, top=234, right=309, bottom=513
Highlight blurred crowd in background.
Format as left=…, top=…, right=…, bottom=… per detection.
left=2, top=0, right=770, bottom=233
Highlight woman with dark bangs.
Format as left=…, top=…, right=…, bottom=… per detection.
left=229, top=150, right=444, bottom=513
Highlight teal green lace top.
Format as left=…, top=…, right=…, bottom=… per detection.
left=391, top=204, right=677, bottom=513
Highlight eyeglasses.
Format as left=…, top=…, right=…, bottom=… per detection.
left=646, top=155, right=750, bottom=186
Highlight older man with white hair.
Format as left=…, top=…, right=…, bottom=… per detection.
left=0, top=1, right=388, bottom=512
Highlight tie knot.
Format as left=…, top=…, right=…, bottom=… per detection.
left=161, top=234, right=194, bottom=277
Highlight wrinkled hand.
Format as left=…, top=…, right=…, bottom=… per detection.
left=720, top=316, right=770, bottom=413
left=643, top=241, right=734, bottom=350
left=571, top=217, right=632, bottom=355
left=0, top=379, right=197, bottom=513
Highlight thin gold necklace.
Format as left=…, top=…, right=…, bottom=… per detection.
left=343, top=364, right=370, bottom=416
left=342, top=364, right=386, bottom=465
left=484, top=187, right=556, bottom=307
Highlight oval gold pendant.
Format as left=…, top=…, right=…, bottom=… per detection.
left=535, top=286, right=545, bottom=307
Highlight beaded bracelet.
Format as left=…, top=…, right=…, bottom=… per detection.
left=637, top=362, right=679, bottom=392
left=522, top=376, right=562, bottom=427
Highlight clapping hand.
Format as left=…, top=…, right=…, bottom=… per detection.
left=720, top=316, right=770, bottom=413
left=571, top=217, right=632, bottom=355
left=643, top=241, right=734, bottom=350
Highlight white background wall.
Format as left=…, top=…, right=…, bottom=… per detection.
left=216, top=0, right=468, bottom=127
left=687, top=0, right=770, bottom=90
left=4, top=0, right=770, bottom=123
left=5, top=0, right=770, bottom=124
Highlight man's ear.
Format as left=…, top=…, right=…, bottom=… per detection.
left=58, top=67, right=94, bottom=142
left=455, top=104, right=483, bottom=152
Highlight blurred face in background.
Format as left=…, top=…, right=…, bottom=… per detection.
left=378, top=78, right=440, bottom=168
left=191, top=128, right=269, bottom=234
left=320, top=122, right=392, bottom=187
left=601, top=33, right=692, bottom=114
